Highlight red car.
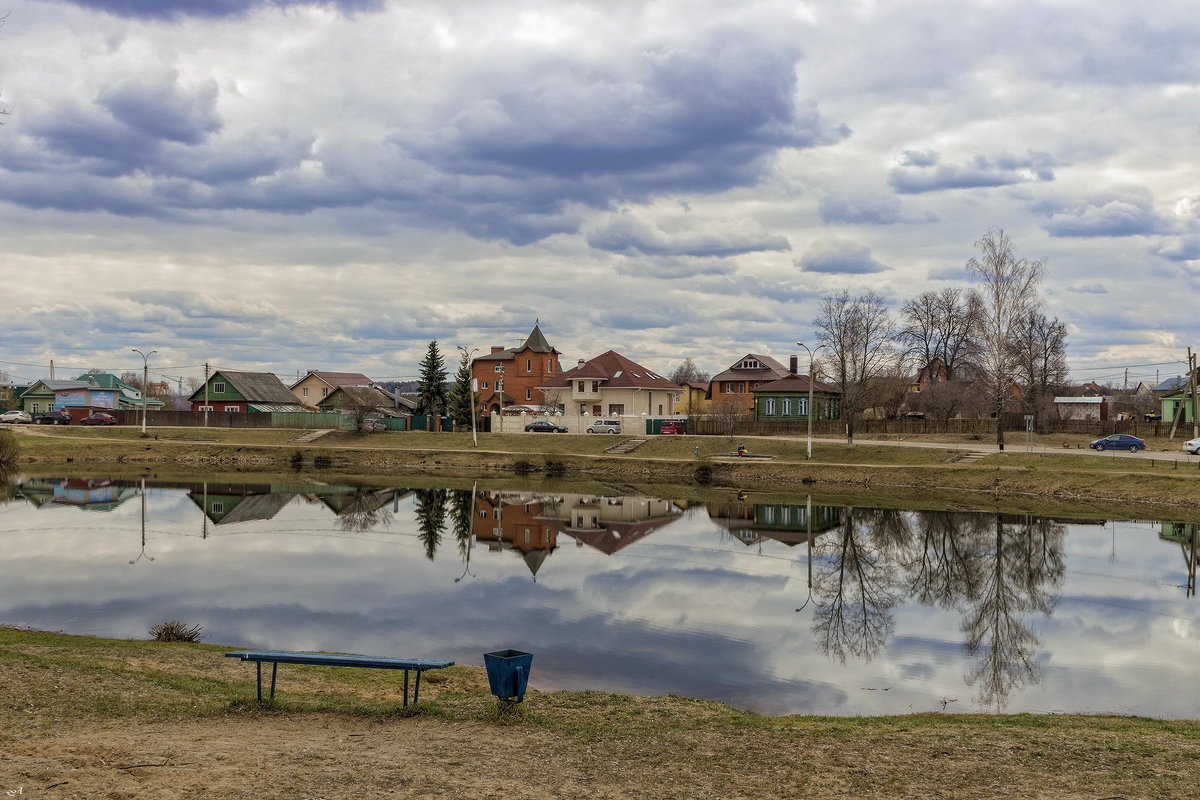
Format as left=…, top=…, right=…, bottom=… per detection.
left=659, top=420, right=688, bottom=435
left=80, top=412, right=117, bottom=426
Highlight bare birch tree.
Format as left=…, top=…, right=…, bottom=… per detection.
left=815, top=289, right=897, bottom=445
left=966, top=228, right=1044, bottom=451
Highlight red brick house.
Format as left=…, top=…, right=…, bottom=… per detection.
left=471, top=325, right=563, bottom=414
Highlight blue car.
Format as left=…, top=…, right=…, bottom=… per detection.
left=1090, top=434, right=1146, bottom=452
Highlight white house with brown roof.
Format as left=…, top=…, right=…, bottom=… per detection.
left=540, top=350, right=681, bottom=419
left=289, top=371, right=373, bottom=406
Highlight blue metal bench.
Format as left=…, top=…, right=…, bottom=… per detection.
left=225, top=649, right=454, bottom=706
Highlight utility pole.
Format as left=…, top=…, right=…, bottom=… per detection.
left=1190, top=348, right=1198, bottom=439
left=49, top=360, right=54, bottom=380
left=203, top=362, right=210, bottom=428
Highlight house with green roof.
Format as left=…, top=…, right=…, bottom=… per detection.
left=74, top=373, right=167, bottom=411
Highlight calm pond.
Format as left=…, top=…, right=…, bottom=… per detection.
left=1, top=474, right=1197, bottom=718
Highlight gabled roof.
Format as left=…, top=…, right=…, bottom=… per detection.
left=710, top=354, right=790, bottom=384
left=73, top=373, right=165, bottom=408
left=190, top=370, right=296, bottom=403
left=26, top=379, right=92, bottom=393
left=544, top=350, right=678, bottom=390
left=1154, top=376, right=1190, bottom=393
left=319, top=385, right=395, bottom=408
left=475, top=325, right=561, bottom=362
left=752, top=374, right=840, bottom=394
left=289, top=371, right=373, bottom=390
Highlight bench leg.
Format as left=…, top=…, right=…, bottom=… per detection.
left=414, top=670, right=422, bottom=704
left=256, top=661, right=262, bottom=702
left=403, top=670, right=409, bottom=708
left=270, top=662, right=278, bottom=700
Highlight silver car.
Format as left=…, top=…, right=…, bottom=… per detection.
left=0, top=410, right=32, bottom=424
left=1184, top=438, right=1200, bottom=455
left=585, top=419, right=622, bottom=434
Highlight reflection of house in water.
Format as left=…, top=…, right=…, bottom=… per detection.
left=16, top=477, right=138, bottom=512
left=708, top=501, right=844, bottom=547
left=472, top=492, right=560, bottom=578
left=318, top=488, right=408, bottom=517
left=540, top=494, right=682, bottom=555
left=187, top=483, right=297, bottom=525
left=1160, top=522, right=1198, bottom=597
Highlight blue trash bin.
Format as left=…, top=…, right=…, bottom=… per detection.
left=483, top=649, right=533, bottom=703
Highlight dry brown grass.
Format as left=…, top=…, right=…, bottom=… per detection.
left=3, top=626, right=1200, bottom=798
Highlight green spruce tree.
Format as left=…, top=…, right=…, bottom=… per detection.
left=448, top=348, right=474, bottom=431
left=415, top=340, right=449, bottom=417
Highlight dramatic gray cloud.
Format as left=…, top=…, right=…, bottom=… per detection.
left=1042, top=187, right=1172, bottom=238
left=888, top=151, right=1058, bottom=194
left=796, top=239, right=889, bottom=274
left=0, top=0, right=1197, bottom=380
left=57, top=1, right=383, bottom=19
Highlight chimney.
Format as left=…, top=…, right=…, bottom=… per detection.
left=491, top=346, right=504, bottom=354
left=789, top=355, right=798, bottom=375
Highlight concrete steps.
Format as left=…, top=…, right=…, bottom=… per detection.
left=604, top=438, right=648, bottom=454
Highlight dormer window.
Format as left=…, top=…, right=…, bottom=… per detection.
left=739, top=359, right=762, bottom=370
left=494, top=364, right=505, bottom=373
left=213, top=382, right=226, bottom=394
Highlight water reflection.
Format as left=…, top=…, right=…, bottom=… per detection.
left=1, top=474, right=1197, bottom=717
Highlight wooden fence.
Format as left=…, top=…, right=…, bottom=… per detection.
left=110, top=409, right=355, bottom=430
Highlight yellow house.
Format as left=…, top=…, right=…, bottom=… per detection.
left=677, top=381, right=711, bottom=415
left=540, top=350, right=680, bottom=419
left=289, top=371, right=373, bottom=407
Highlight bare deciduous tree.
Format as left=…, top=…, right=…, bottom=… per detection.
left=815, top=289, right=898, bottom=444
left=966, top=228, right=1045, bottom=451
left=897, top=287, right=982, bottom=379
left=1008, top=310, right=1069, bottom=416
left=669, top=358, right=710, bottom=385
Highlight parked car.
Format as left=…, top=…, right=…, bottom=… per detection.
left=525, top=420, right=567, bottom=433
left=34, top=410, right=71, bottom=425
left=360, top=416, right=387, bottom=432
left=80, top=412, right=117, bottom=426
left=1089, top=434, right=1146, bottom=452
left=1184, top=437, right=1200, bottom=455
left=659, top=420, right=687, bottom=435
left=0, top=410, right=32, bottom=424
left=585, top=419, right=622, bottom=434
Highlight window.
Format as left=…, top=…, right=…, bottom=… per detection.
left=547, top=358, right=553, bottom=371
left=322, top=387, right=328, bottom=397
left=782, top=398, right=791, bottom=416
left=212, top=502, right=224, bottom=514
left=591, top=381, right=598, bottom=392
left=526, top=358, right=532, bottom=372
left=525, top=388, right=532, bottom=401
left=213, top=382, right=226, bottom=394
left=798, top=397, right=809, bottom=416
left=494, top=364, right=505, bottom=373
left=224, top=405, right=239, bottom=412
left=31, top=403, right=39, bottom=413
left=481, top=381, right=489, bottom=389
left=302, top=387, right=309, bottom=397
left=739, top=359, right=762, bottom=370
left=578, top=381, right=585, bottom=392
left=723, top=382, right=732, bottom=393
left=524, top=529, right=530, bottom=544
left=493, top=508, right=502, bottom=520
left=765, top=398, right=776, bottom=416
left=608, top=404, right=624, bottom=415
left=197, top=405, right=213, bottom=411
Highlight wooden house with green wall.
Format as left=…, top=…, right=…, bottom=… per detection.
left=188, top=370, right=307, bottom=413
left=751, top=374, right=841, bottom=421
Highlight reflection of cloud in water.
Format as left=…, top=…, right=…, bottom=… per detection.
left=2, top=477, right=1200, bottom=716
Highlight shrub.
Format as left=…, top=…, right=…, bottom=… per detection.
left=149, top=620, right=204, bottom=642
left=0, top=429, right=18, bottom=468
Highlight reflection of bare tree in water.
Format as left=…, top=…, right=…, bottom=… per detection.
left=414, top=488, right=448, bottom=560
left=904, top=511, right=991, bottom=610
left=811, top=508, right=906, bottom=663
left=961, top=514, right=1064, bottom=709
left=337, top=489, right=396, bottom=533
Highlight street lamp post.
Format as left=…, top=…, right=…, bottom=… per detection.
left=796, top=342, right=817, bottom=460
left=459, top=345, right=479, bottom=448
left=131, top=348, right=157, bottom=436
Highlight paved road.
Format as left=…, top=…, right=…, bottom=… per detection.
left=795, top=433, right=1200, bottom=463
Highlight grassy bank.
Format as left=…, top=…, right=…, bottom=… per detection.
left=8, top=425, right=1200, bottom=515
left=3, top=626, right=1198, bottom=799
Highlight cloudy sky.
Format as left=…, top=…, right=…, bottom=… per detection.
left=0, top=0, right=1197, bottom=386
